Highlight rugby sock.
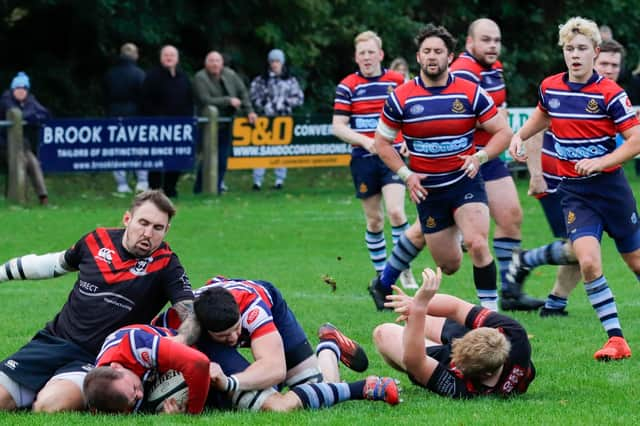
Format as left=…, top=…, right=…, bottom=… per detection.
left=522, top=241, right=573, bottom=267
left=584, top=275, right=623, bottom=338
left=544, top=293, right=568, bottom=310
left=493, top=237, right=521, bottom=292
left=365, top=230, right=386, bottom=273
left=391, top=222, right=409, bottom=246
left=291, top=381, right=365, bottom=409
left=315, top=340, right=340, bottom=361
left=474, top=261, right=498, bottom=311
left=379, top=233, right=420, bottom=290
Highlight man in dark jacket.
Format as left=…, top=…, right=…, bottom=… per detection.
left=104, top=43, right=148, bottom=193
left=0, top=72, right=50, bottom=204
left=141, top=45, right=194, bottom=198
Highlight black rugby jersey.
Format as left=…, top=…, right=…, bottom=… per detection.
left=422, top=306, right=535, bottom=398
left=44, top=228, right=193, bottom=355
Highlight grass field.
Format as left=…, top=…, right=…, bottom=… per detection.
left=0, top=166, right=639, bottom=425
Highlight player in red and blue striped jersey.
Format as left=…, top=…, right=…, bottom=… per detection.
left=510, top=17, right=640, bottom=361
left=83, top=324, right=212, bottom=414
left=333, top=30, right=416, bottom=289
left=449, top=19, right=544, bottom=311
left=373, top=24, right=512, bottom=311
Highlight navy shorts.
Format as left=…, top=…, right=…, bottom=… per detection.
left=350, top=155, right=404, bottom=199
left=479, top=157, right=511, bottom=182
left=0, top=329, right=95, bottom=392
left=538, top=191, right=567, bottom=239
left=559, top=169, right=640, bottom=252
left=416, top=175, right=488, bottom=234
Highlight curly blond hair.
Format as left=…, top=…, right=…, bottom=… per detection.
left=451, top=327, right=510, bottom=378
left=558, top=17, right=601, bottom=48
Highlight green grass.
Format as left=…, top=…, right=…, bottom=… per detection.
left=0, top=166, right=639, bottom=425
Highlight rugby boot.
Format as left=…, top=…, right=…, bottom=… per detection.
left=318, top=323, right=369, bottom=372
left=362, top=376, right=401, bottom=406
left=368, top=275, right=392, bottom=311
left=593, top=336, right=632, bottom=361
left=399, top=268, right=418, bottom=290
left=500, top=290, right=545, bottom=311
left=539, top=306, right=569, bottom=317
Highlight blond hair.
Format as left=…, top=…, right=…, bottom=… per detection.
left=355, top=31, right=382, bottom=49
left=558, top=17, right=601, bottom=47
left=451, top=327, right=510, bottom=378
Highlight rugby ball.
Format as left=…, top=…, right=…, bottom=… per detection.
left=143, top=369, right=189, bottom=413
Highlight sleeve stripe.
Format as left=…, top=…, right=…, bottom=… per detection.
left=4, top=262, right=13, bottom=280
left=17, top=258, right=26, bottom=279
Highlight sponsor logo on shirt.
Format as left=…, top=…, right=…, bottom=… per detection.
left=247, top=308, right=260, bottom=324
left=95, top=247, right=114, bottom=265
left=548, top=98, right=561, bottom=109
left=409, top=104, right=425, bottom=115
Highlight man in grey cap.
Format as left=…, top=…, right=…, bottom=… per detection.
left=249, top=49, right=304, bottom=190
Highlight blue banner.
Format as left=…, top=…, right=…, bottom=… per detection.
left=38, top=116, right=197, bottom=172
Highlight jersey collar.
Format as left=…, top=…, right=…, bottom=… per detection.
left=562, top=71, right=601, bottom=91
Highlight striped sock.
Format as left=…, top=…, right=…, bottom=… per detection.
left=365, top=230, right=386, bottom=273
left=474, top=261, right=498, bottom=311
left=584, top=276, right=623, bottom=338
left=544, top=293, right=568, bottom=310
left=379, top=233, right=420, bottom=289
left=291, top=382, right=363, bottom=409
left=315, top=340, right=340, bottom=361
left=391, top=222, right=409, bottom=246
left=522, top=241, right=571, bottom=267
left=493, top=237, right=520, bottom=292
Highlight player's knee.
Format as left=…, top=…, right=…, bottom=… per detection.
left=464, top=235, right=489, bottom=257
left=578, top=256, right=601, bottom=281
left=386, top=206, right=406, bottom=225
left=438, top=257, right=461, bottom=275
left=366, top=216, right=384, bottom=232
left=0, top=386, right=17, bottom=411
left=372, top=323, right=398, bottom=352
left=32, top=380, right=85, bottom=413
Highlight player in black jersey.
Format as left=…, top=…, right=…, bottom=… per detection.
left=373, top=267, right=535, bottom=398
left=0, top=190, right=198, bottom=412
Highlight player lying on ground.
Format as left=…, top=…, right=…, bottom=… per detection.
left=154, top=276, right=399, bottom=411
left=373, top=267, right=535, bottom=398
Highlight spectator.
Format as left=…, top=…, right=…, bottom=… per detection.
left=249, top=49, right=304, bottom=190
left=389, top=57, right=411, bottom=82
left=141, top=45, right=194, bottom=198
left=0, top=71, right=50, bottom=205
left=193, top=51, right=257, bottom=193
left=104, top=42, right=148, bottom=194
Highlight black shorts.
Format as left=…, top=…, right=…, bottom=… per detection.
left=425, top=319, right=469, bottom=363
left=0, top=329, right=95, bottom=392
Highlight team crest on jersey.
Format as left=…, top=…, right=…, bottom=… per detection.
left=95, top=247, right=114, bottom=265
left=548, top=98, right=561, bottom=109
left=451, top=99, right=465, bottom=113
left=567, top=211, right=576, bottom=225
left=356, top=88, right=366, bottom=96
left=359, top=183, right=368, bottom=193
left=426, top=216, right=436, bottom=228
left=585, top=99, right=600, bottom=113
left=136, top=348, right=153, bottom=368
left=409, top=104, right=425, bottom=115
left=130, top=257, right=152, bottom=276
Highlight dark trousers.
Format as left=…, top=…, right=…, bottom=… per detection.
left=149, top=171, right=181, bottom=197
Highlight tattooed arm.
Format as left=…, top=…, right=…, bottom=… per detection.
left=171, top=300, right=202, bottom=346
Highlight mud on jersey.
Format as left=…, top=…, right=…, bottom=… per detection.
left=45, top=228, right=193, bottom=355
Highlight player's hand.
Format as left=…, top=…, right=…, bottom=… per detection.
left=209, top=362, right=227, bottom=391
left=384, top=285, right=413, bottom=323
left=574, top=158, right=606, bottom=175
left=406, top=173, right=428, bottom=203
left=413, top=267, right=441, bottom=307
left=161, top=397, right=186, bottom=414
left=459, top=154, right=481, bottom=178
left=364, top=139, right=377, bottom=155
left=528, top=174, right=547, bottom=196
left=509, top=133, right=527, bottom=162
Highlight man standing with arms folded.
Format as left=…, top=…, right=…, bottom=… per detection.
left=373, top=24, right=512, bottom=311
left=332, top=31, right=416, bottom=290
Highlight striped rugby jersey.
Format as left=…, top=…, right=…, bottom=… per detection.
left=538, top=72, right=638, bottom=179
left=379, top=74, right=497, bottom=188
left=333, top=69, right=405, bottom=157
left=450, top=51, right=506, bottom=148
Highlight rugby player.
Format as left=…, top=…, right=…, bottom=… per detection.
left=0, top=190, right=198, bottom=412
left=372, top=24, right=512, bottom=311
left=510, top=17, right=640, bottom=360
